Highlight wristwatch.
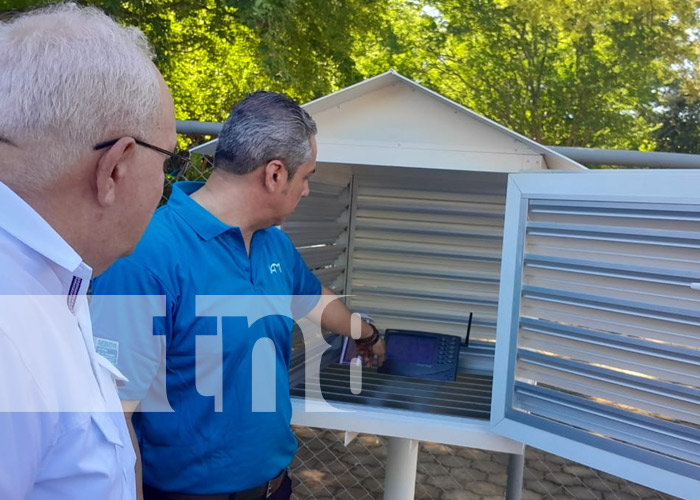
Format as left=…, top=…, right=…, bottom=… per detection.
left=354, top=321, right=380, bottom=346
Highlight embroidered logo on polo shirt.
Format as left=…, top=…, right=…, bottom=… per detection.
left=94, top=337, right=119, bottom=366
left=269, top=262, right=282, bottom=274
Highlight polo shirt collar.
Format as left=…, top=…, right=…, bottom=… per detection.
left=168, top=181, right=232, bottom=241
left=0, top=180, right=83, bottom=274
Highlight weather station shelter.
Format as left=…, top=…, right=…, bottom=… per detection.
left=191, top=71, right=700, bottom=500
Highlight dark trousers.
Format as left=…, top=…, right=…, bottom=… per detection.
left=143, top=472, right=292, bottom=500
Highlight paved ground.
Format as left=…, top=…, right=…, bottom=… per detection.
left=290, top=427, right=681, bottom=500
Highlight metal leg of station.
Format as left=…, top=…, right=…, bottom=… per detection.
left=383, top=437, right=419, bottom=500
left=505, top=449, right=525, bottom=500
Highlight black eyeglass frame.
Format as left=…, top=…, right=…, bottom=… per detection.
left=94, top=138, right=191, bottom=179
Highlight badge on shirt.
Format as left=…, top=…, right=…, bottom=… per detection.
left=94, top=337, right=119, bottom=366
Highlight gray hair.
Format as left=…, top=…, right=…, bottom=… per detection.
left=214, top=91, right=317, bottom=177
left=0, top=3, right=161, bottom=187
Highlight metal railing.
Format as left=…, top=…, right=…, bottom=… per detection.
left=176, top=120, right=700, bottom=169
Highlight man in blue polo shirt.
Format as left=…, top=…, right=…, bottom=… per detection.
left=90, top=91, right=385, bottom=500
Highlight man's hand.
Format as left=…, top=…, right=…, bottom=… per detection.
left=355, top=329, right=386, bottom=367
left=308, top=287, right=387, bottom=367
left=371, top=337, right=386, bottom=367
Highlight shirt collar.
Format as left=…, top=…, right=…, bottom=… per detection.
left=0, top=180, right=84, bottom=274
left=168, top=181, right=232, bottom=241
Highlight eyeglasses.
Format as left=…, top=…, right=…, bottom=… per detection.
left=94, top=138, right=191, bottom=179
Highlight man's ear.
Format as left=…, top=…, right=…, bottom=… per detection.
left=263, top=159, right=287, bottom=193
left=94, top=137, right=137, bottom=207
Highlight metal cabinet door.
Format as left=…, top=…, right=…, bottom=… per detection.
left=491, top=169, right=700, bottom=499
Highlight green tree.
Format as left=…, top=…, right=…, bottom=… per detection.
left=89, top=0, right=395, bottom=121
left=381, top=0, right=700, bottom=149
left=232, top=0, right=390, bottom=101
left=1, top=0, right=392, bottom=120
left=5, top=0, right=700, bottom=153
left=87, top=0, right=267, bottom=122
left=346, top=0, right=443, bottom=79
left=653, top=90, right=700, bottom=154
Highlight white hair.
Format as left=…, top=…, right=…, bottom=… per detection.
left=0, top=3, right=162, bottom=186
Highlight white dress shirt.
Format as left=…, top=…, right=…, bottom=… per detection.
left=0, top=181, right=136, bottom=499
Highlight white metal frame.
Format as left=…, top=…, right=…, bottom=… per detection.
left=492, top=169, right=700, bottom=500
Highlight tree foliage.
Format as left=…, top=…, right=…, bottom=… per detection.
left=653, top=90, right=700, bottom=154
left=402, top=0, right=700, bottom=149
left=2, top=0, right=700, bottom=152
left=232, top=0, right=389, bottom=101
left=87, top=0, right=394, bottom=122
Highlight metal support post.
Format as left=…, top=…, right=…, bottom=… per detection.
left=505, top=449, right=525, bottom=500
left=383, top=437, right=419, bottom=500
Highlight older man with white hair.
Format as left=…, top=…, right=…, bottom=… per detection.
left=0, top=3, right=178, bottom=499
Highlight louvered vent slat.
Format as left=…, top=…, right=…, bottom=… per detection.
left=281, top=165, right=352, bottom=291
left=495, top=172, right=700, bottom=497
left=347, top=172, right=507, bottom=341
left=514, top=384, right=700, bottom=466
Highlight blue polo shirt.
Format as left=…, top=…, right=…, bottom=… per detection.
left=90, top=182, right=321, bottom=494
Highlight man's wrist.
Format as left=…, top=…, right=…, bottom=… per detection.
left=354, top=321, right=379, bottom=346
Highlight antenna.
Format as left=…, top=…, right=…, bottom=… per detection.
left=465, top=312, right=473, bottom=348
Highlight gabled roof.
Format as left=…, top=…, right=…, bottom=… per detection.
left=191, top=70, right=584, bottom=172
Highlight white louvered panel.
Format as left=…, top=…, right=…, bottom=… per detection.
left=493, top=171, right=700, bottom=498
left=357, top=184, right=506, bottom=206
left=352, top=259, right=499, bottom=287
left=298, top=245, right=347, bottom=270
left=520, top=294, right=700, bottom=349
left=520, top=200, right=700, bottom=346
left=350, top=294, right=496, bottom=321
left=347, top=171, right=506, bottom=341
left=513, top=384, right=700, bottom=465
left=355, top=230, right=501, bottom=251
left=364, top=316, right=494, bottom=340
left=528, top=200, right=700, bottom=231
left=282, top=221, right=348, bottom=247
left=347, top=311, right=494, bottom=340
left=353, top=253, right=502, bottom=279
left=525, top=220, right=700, bottom=274
left=357, top=208, right=504, bottom=228
left=313, top=267, right=345, bottom=285
left=518, top=200, right=700, bottom=449
left=351, top=272, right=499, bottom=301
left=514, top=359, right=700, bottom=426
left=306, top=180, right=347, bottom=196
left=282, top=163, right=352, bottom=290
left=354, top=238, right=503, bottom=260
left=523, top=265, right=700, bottom=312
left=356, top=217, right=504, bottom=240
left=518, top=326, right=700, bottom=388
left=358, top=196, right=505, bottom=217
left=293, top=199, right=347, bottom=220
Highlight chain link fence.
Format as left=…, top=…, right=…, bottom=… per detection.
left=173, top=141, right=682, bottom=500
left=290, top=427, right=681, bottom=500
left=161, top=146, right=214, bottom=202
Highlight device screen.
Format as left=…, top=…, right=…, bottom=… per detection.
left=387, top=335, right=435, bottom=364
left=340, top=334, right=436, bottom=364
left=388, top=335, right=435, bottom=363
